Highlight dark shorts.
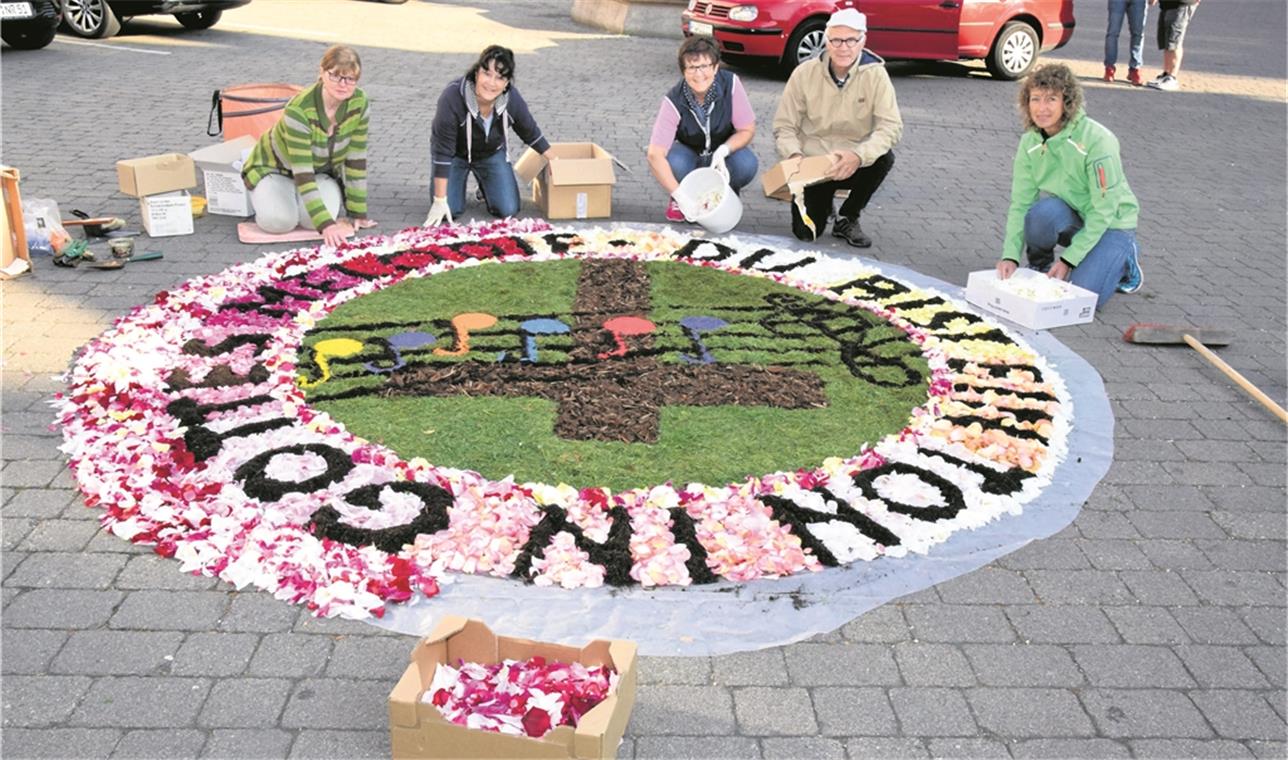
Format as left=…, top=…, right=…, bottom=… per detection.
left=1157, top=4, right=1196, bottom=50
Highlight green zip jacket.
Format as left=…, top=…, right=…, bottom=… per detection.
left=242, top=83, right=369, bottom=232
left=1003, top=110, right=1139, bottom=267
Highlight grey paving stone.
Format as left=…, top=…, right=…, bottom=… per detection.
left=112, top=728, right=207, bottom=759
left=1010, top=738, right=1131, bottom=758
left=109, top=591, right=229, bottom=631
left=892, top=642, right=975, bottom=687
left=733, top=687, right=817, bottom=735
left=15, top=519, right=101, bottom=552
left=1247, top=740, right=1288, bottom=759
left=291, top=615, right=381, bottom=636
left=711, top=648, right=788, bottom=686
left=288, top=729, right=388, bottom=759
left=1071, top=645, right=1196, bottom=688
left=1103, top=606, right=1190, bottom=645
left=199, top=678, right=292, bottom=728
left=1138, top=539, right=1215, bottom=570
left=1203, top=485, right=1288, bottom=514
left=840, top=605, right=910, bottom=643
left=3, top=549, right=29, bottom=581
left=1173, top=607, right=1262, bottom=645
left=1176, top=645, right=1273, bottom=689
left=2, top=589, right=123, bottom=629
left=84, top=530, right=154, bottom=555
left=1197, top=539, right=1288, bottom=572
left=904, top=604, right=1016, bottom=643
left=968, top=687, right=1094, bottom=738
left=810, top=686, right=896, bottom=737
left=280, top=679, right=390, bottom=730
left=1, top=489, right=74, bottom=520
left=2, top=517, right=35, bottom=551
left=326, top=635, right=413, bottom=680
left=1, top=674, right=93, bottom=727
left=934, top=568, right=1037, bottom=604
left=996, top=539, right=1089, bottom=570
left=1073, top=511, right=1142, bottom=540
left=1075, top=539, right=1151, bottom=570
left=1025, top=569, right=1135, bottom=605
left=216, top=593, right=301, bottom=633
left=249, top=633, right=333, bottom=678
left=1211, top=512, right=1288, bottom=541
left=71, top=676, right=210, bottom=728
left=1183, top=571, right=1287, bottom=606
left=961, top=643, right=1082, bottom=687
left=1004, top=606, right=1120, bottom=644
left=1128, top=512, right=1228, bottom=540
left=634, top=736, right=759, bottom=759
left=926, top=737, right=1011, bottom=758
left=1, top=460, right=68, bottom=488
left=629, top=685, right=736, bottom=735
left=1189, top=690, right=1288, bottom=741
left=844, top=737, right=930, bottom=759
left=115, top=554, right=218, bottom=591
left=2, top=628, right=68, bottom=675
left=1241, top=608, right=1288, bottom=646
left=51, top=631, right=183, bottom=676
left=201, top=729, right=294, bottom=759
left=171, top=632, right=260, bottom=677
left=1081, top=689, right=1213, bottom=739
left=5, top=552, right=127, bottom=589
left=1129, top=738, right=1257, bottom=758
left=888, top=687, right=976, bottom=737
left=636, top=655, right=713, bottom=685
left=760, top=736, right=846, bottom=760
left=1118, top=569, right=1202, bottom=606
left=783, top=643, right=900, bottom=686
left=0, top=727, right=119, bottom=759
left=1245, top=645, right=1287, bottom=689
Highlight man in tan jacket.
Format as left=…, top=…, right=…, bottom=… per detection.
left=772, top=8, right=902, bottom=247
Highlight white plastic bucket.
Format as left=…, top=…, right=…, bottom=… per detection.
left=676, top=166, right=742, bottom=234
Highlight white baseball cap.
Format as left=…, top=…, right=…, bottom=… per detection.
left=826, top=8, right=867, bottom=32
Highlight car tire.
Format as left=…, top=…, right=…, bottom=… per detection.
left=781, top=16, right=827, bottom=76
left=2, top=23, right=58, bottom=49
left=986, top=21, right=1039, bottom=80
left=61, top=0, right=121, bottom=38
left=175, top=9, right=223, bottom=30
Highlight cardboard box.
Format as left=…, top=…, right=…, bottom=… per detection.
left=140, top=191, right=194, bottom=237
left=965, top=268, right=1096, bottom=330
left=1, top=166, right=31, bottom=275
left=514, top=142, right=616, bottom=219
left=388, top=616, right=637, bottom=760
left=189, top=136, right=255, bottom=216
left=117, top=153, right=197, bottom=198
left=761, top=155, right=835, bottom=201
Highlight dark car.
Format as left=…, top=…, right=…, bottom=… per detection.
left=682, top=0, right=1075, bottom=80
left=61, top=0, right=250, bottom=39
left=2, top=0, right=63, bottom=49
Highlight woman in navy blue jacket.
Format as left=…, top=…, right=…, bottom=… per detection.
left=424, top=45, right=554, bottom=225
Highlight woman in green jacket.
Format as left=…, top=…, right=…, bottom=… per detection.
left=996, top=63, right=1143, bottom=306
left=242, top=44, right=377, bottom=248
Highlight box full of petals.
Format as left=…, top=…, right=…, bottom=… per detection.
left=965, top=268, right=1096, bottom=330
left=388, top=615, right=637, bottom=759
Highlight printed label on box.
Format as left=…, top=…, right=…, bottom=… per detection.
left=202, top=169, right=252, bottom=216
left=140, top=191, right=194, bottom=237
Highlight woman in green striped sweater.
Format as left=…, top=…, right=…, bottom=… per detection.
left=241, top=45, right=377, bottom=248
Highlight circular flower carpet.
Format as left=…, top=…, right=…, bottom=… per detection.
left=57, top=220, right=1112, bottom=655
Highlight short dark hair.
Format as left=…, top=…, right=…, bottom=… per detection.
left=677, top=36, right=720, bottom=73
left=467, top=45, right=515, bottom=85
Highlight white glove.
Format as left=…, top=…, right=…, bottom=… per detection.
left=670, top=187, right=697, bottom=222
left=423, top=196, right=452, bottom=227
left=710, top=144, right=731, bottom=178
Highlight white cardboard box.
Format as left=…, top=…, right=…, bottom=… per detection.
left=140, top=191, right=194, bottom=237
left=965, top=268, right=1096, bottom=330
left=189, top=136, right=255, bottom=216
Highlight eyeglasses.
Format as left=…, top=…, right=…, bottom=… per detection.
left=325, top=71, right=359, bottom=86
left=684, top=63, right=715, bottom=73
left=826, top=36, right=864, bottom=48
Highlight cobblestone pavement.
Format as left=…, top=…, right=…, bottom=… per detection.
left=2, top=1, right=1284, bottom=757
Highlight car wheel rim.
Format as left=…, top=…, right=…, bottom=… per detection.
left=1001, top=31, right=1035, bottom=74
left=797, top=29, right=827, bottom=63
left=64, top=0, right=103, bottom=33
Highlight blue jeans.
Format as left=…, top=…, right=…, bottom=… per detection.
left=1023, top=196, right=1137, bottom=309
left=442, top=150, right=520, bottom=218
left=666, top=143, right=758, bottom=193
left=1105, top=0, right=1147, bottom=70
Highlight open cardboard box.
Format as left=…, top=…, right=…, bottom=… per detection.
left=117, top=153, right=197, bottom=198
left=514, top=142, right=616, bottom=219
left=761, top=155, right=835, bottom=201
left=388, top=616, right=637, bottom=760
left=189, top=136, right=256, bottom=216
left=140, top=190, right=194, bottom=238
left=965, top=268, right=1097, bottom=330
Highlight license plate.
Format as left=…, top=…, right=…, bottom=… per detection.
left=0, top=2, right=34, bottom=19
left=690, top=20, right=713, bottom=36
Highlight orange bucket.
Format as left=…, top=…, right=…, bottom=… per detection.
left=208, top=83, right=304, bottom=142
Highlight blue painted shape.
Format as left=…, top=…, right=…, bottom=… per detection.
left=518, top=318, right=571, bottom=363
left=679, top=315, right=728, bottom=364
left=363, top=331, right=437, bottom=374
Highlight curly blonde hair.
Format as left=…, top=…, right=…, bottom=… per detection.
left=1017, top=63, right=1083, bottom=132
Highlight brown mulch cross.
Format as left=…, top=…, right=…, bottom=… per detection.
left=382, top=258, right=827, bottom=443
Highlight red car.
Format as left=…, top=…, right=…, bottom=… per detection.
left=682, top=0, right=1075, bottom=80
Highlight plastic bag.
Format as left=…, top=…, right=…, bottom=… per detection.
left=22, top=198, right=69, bottom=257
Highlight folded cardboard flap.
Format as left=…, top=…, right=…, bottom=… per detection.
left=117, top=153, right=198, bottom=198
left=762, top=155, right=834, bottom=201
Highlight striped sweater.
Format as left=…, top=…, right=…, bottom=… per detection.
left=242, top=82, right=369, bottom=231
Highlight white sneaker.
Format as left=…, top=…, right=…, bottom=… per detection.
left=1147, top=73, right=1179, bottom=91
